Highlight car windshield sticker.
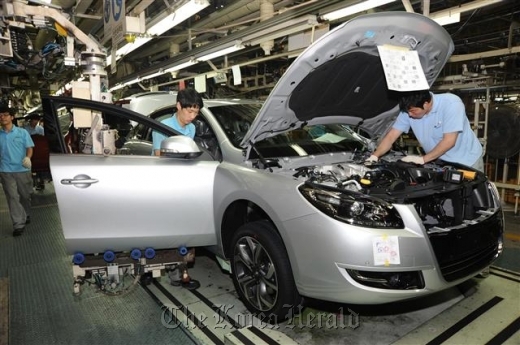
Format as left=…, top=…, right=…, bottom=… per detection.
left=373, top=235, right=401, bottom=266
left=377, top=45, right=429, bottom=91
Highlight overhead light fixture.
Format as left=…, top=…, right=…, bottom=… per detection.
left=429, top=0, right=501, bottom=25
left=165, top=59, right=198, bottom=73
left=111, top=36, right=152, bottom=61
left=139, top=70, right=165, bottom=81
left=109, top=83, right=126, bottom=92
left=432, top=12, right=460, bottom=26
left=147, top=0, right=209, bottom=36
left=107, top=0, right=210, bottom=67
left=244, top=15, right=319, bottom=46
left=123, top=78, right=140, bottom=86
left=321, top=0, right=396, bottom=21
left=196, top=43, right=245, bottom=62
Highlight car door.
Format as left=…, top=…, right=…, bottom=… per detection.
left=42, top=96, right=219, bottom=255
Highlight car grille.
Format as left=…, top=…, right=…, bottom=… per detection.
left=428, top=211, right=503, bottom=282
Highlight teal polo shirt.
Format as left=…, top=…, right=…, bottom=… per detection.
left=152, top=114, right=195, bottom=151
left=0, top=126, right=34, bottom=172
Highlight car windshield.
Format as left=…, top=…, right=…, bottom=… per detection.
left=247, top=123, right=367, bottom=158
left=133, top=103, right=369, bottom=159
left=209, top=104, right=368, bottom=158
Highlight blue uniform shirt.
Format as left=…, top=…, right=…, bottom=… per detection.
left=392, top=93, right=482, bottom=167
left=152, top=114, right=195, bottom=151
left=24, top=124, right=44, bottom=136
left=0, top=126, right=34, bottom=172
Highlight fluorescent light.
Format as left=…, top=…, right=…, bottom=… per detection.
left=197, top=44, right=245, bottom=61
left=429, top=0, right=501, bottom=26
left=165, top=60, right=197, bottom=73
left=432, top=12, right=460, bottom=26
left=112, top=60, right=197, bottom=90
left=107, top=0, right=210, bottom=67
left=430, top=0, right=502, bottom=21
left=321, top=0, right=396, bottom=21
left=139, top=70, right=165, bottom=81
left=147, top=0, right=209, bottom=36
left=123, top=78, right=140, bottom=86
left=246, top=15, right=318, bottom=46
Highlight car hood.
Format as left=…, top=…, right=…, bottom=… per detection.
left=241, top=11, right=454, bottom=150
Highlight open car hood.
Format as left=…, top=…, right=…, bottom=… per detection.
left=241, top=11, right=454, bottom=149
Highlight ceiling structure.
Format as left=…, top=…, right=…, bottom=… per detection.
left=2, top=0, right=520, bottom=106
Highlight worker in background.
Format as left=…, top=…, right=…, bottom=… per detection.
left=0, top=105, right=34, bottom=236
left=152, top=88, right=204, bottom=156
left=24, top=113, right=46, bottom=190
left=366, top=90, right=483, bottom=171
left=23, top=113, right=44, bottom=136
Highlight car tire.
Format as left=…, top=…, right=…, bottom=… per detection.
left=230, top=220, right=303, bottom=323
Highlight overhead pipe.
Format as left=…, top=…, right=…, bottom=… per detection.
left=422, top=0, right=430, bottom=17
left=259, top=0, right=275, bottom=55
left=400, top=0, right=414, bottom=13
left=508, top=20, right=520, bottom=49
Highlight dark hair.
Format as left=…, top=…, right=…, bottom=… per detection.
left=398, top=90, right=432, bottom=112
left=0, top=104, right=14, bottom=115
left=176, top=88, right=204, bottom=109
left=25, top=113, right=42, bottom=120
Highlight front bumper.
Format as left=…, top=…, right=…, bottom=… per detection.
left=280, top=204, right=503, bottom=304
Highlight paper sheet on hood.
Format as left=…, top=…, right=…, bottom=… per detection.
left=377, top=45, right=429, bottom=91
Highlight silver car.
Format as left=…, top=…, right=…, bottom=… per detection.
left=44, top=12, right=503, bottom=321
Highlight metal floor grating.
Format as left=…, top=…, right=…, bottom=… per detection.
left=0, top=182, right=197, bottom=345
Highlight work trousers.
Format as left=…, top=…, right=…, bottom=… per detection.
left=0, top=171, right=33, bottom=230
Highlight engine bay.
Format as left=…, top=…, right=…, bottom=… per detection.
left=259, top=154, right=498, bottom=231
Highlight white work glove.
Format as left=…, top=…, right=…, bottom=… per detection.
left=22, top=156, right=32, bottom=169
left=401, top=155, right=425, bottom=165
left=364, top=154, right=379, bottom=166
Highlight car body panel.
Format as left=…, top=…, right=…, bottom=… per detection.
left=120, top=91, right=178, bottom=116
left=242, top=12, right=454, bottom=147
left=50, top=154, right=219, bottom=254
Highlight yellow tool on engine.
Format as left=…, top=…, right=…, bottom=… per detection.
left=458, top=169, right=476, bottom=180
left=360, top=178, right=372, bottom=186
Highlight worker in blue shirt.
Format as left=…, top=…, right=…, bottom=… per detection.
left=0, top=105, right=34, bottom=236
left=152, top=88, right=204, bottom=156
left=23, top=113, right=44, bottom=136
left=367, top=90, right=483, bottom=171
left=24, top=113, right=46, bottom=190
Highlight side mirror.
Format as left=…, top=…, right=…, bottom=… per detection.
left=160, top=136, right=202, bottom=159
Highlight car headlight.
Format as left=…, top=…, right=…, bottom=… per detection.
left=299, top=183, right=404, bottom=228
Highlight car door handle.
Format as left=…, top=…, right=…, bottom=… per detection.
left=61, top=178, right=99, bottom=185
left=60, top=174, right=99, bottom=187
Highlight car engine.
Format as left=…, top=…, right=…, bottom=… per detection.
left=271, top=155, right=499, bottom=232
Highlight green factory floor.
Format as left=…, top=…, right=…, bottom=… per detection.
left=0, top=182, right=197, bottom=345
left=1, top=180, right=519, bottom=345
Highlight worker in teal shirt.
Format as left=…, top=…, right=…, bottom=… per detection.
left=0, top=105, right=34, bottom=236
left=367, top=90, right=483, bottom=171
left=152, top=88, right=204, bottom=156
left=23, top=113, right=44, bottom=136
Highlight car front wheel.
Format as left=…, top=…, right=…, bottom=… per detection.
left=230, top=220, right=302, bottom=323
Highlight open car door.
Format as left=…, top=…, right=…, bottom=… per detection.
left=42, top=96, right=219, bottom=255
